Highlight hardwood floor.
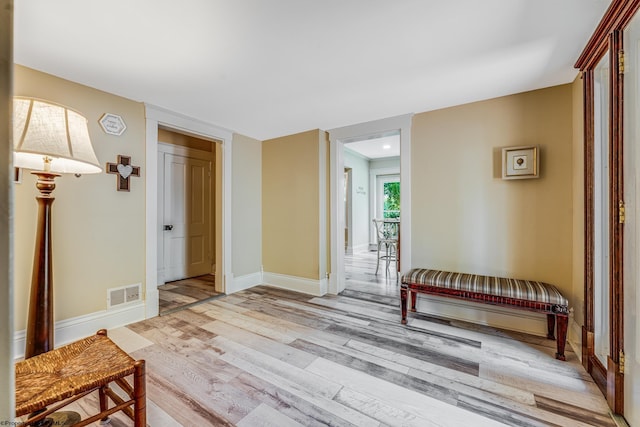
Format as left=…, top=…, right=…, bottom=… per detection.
left=159, top=274, right=224, bottom=315
left=68, top=251, right=613, bottom=426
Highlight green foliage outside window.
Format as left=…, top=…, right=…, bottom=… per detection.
left=383, top=182, right=400, bottom=218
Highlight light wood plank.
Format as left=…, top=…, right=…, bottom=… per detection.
left=204, top=320, right=318, bottom=369
left=217, top=341, right=381, bottom=426
left=59, top=251, right=614, bottom=426
left=236, top=403, right=305, bottom=427
left=306, top=357, right=508, bottom=427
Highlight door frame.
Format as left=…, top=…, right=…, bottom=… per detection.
left=575, top=0, right=640, bottom=414
left=328, top=114, right=412, bottom=295
left=144, top=104, right=233, bottom=318
left=344, top=167, right=352, bottom=255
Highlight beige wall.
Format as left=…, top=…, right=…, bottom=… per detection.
left=263, top=130, right=321, bottom=280
left=572, top=76, right=585, bottom=331
left=411, top=85, right=574, bottom=302
left=13, top=65, right=146, bottom=330
left=9, top=63, right=584, bottom=346
left=232, top=133, right=262, bottom=277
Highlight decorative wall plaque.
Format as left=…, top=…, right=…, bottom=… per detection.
left=107, top=155, right=140, bottom=191
left=502, top=145, right=539, bottom=180
left=99, top=113, right=127, bottom=136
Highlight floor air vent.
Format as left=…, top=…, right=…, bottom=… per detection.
left=107, top=283, right=141, bottom=309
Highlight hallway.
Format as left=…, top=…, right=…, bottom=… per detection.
left=344, top=249, right=399, bottom=297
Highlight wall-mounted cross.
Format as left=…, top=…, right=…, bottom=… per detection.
left=106, top=155, right=141, bottom=192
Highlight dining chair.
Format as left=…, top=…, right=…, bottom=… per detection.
left=372, top=218, right=399, bottom=276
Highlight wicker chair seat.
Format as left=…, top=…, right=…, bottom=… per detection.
left=15, top=330, right=146, bottom=426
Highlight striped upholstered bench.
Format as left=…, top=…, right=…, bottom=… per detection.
left=400, top=268, right=570, bottom=360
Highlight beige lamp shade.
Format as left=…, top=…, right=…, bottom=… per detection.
left=13, top=97, right=102, bottom=174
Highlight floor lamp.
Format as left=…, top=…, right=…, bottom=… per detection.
left=13, top=97, right=102, bottom=359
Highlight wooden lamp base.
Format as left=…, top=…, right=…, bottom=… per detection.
left=25, top=171, right=60, bottom=359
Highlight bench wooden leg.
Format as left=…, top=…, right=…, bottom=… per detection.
left=98, top=385, right=109, bottom=423
left=546, top=314, right=556, bottom=340
left=410, top=290, right=417, bottom=312
left=133, top=360, right=146, bottom=427
left=555, top=314, right=568, bottom=361
left=400, top=287, right=408, bottom=324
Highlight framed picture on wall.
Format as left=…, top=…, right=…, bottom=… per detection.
left=502, top=145, right=539, bottom=180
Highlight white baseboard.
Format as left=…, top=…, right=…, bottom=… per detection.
left=14, top=301, right=146, bottom=360
left=227, top=271, right=262, bottom=294
left=262, top=272, right=328, bottom=296
left=568, top=317, right=583, bottom=361
left=157, top=268, right=165, bottom=287
left=415, top=294, right=548, bottom=336
left=146, top=287, right=159, bottom=319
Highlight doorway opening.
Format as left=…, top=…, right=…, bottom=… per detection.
left=343, top=134, right=400, bottom=289
left=156, top=127, right=224, bottom=314
left=144, top=104, right=232, bottom=319
left=329, top=114, right=412, bottom=296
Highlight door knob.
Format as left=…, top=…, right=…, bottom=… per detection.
left=164, top=225, right=173, bottom=231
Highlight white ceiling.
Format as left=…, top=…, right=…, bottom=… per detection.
left=346, top=135, right=400, bottom=159
left=13, top=0, right=610, bottom=141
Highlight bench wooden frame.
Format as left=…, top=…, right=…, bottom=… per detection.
left=15, top=329, right=146, bottom=426
left=400, top=275, right=569, bottom=361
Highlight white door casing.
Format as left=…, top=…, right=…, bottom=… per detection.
left=145, top=104, right=233, bottom=319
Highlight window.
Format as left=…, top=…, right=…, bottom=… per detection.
left=377, top=174, right=400, bottom=219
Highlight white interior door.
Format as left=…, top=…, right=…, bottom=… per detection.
left=624, top=12, right=640, bottom=426
left=163, top=153, right=211, bottom=282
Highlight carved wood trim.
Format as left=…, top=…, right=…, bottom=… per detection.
left=578, top=0, right=639, bottom=415
left=591, top=355, right=608, bottom=396
left=608, top=356, right=625, bottom=413
left=582, top=327, right=595, bottom=372
left=610, top=29, right=626, bottom=414
left=583, top=70, right=595, bottom=337
left=576, top=0, right=640, bottom=70
left=611, top=27, right=625, bottom=372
